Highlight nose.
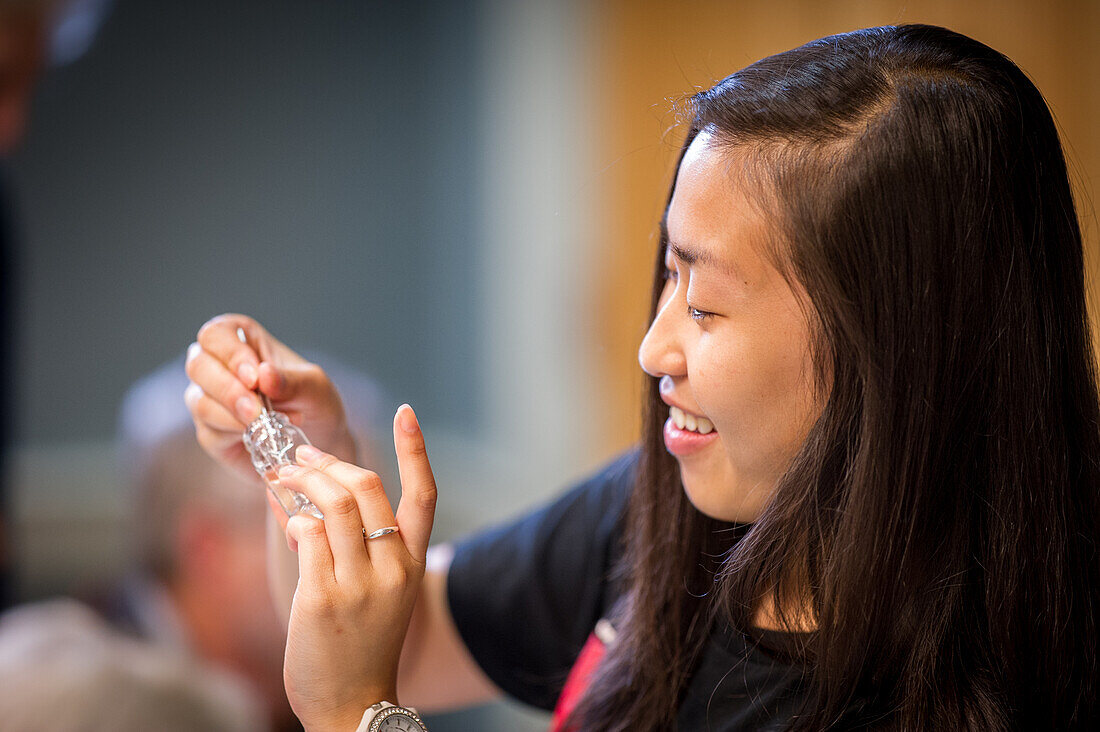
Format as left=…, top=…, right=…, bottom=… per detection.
left=638, top=294, right=687, bottom=379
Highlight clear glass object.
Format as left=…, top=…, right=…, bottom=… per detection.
left=242, top=409, right=325, bottom=519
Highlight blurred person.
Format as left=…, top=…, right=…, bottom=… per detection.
left=0, top=0, right=112, bottom=608
left=104, top=355, right=388, bottom=731
left=105, top=423, right=295, bottom=730
left=1, top=0, right=111, bottom=150
left=186, top=24, right=1100, bottom=732
left=0, top=0, right=51, bottom=613
left=0, top=1, right=46, bottom=155
left=0, top=597, right=262, bottom=731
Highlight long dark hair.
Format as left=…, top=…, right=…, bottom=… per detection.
left=568, top=24, right=1100, bottom=730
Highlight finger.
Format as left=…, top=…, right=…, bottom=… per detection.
left=278, top=464, right=371, bottom=584
left=294, top=446, right=402, bottom=563
left=392, top=404, right=437, bottom=564
left=196, top=314, right=267, bottom=389
left=185, top=344, right=262, bottom=424
left=184, top=382, right=244, bottom=433
left=257, top=360, right=336, bottom=407
left=285, top=514, right=335, bottom=591
left=194, top=422, right=247, bottom=464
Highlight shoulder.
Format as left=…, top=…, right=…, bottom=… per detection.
left=561, top=448, right=637, bottom=524
left=442, top=448, right=640, bottom=710
left=455, top=447, right=637, bottom=549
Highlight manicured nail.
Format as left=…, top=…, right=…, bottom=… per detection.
left=238, top=362, right=257, bottom=386
left=296, top=445, right=322, bottom=462
left=236, top=395, right=259, bottom=422
left=399, top=404, right=419, bottom=434
left=278, top=464, right=301, bottom=478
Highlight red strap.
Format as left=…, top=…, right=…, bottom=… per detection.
left=549, top=630, right=607, bottom=732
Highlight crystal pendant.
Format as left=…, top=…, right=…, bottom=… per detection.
left=242, top=410, right=324, bottom=519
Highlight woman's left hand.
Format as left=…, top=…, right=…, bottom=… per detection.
left=277, top=404, right=437, bottom=731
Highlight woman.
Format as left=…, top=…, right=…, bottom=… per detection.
left=185, top=24, right=1099, bottom=730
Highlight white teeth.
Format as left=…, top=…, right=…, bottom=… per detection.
left=669, top=405, right=715, bottom=434
left=670, top=405, right=686, bottom=429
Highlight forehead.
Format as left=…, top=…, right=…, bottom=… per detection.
left=666, top=132, right=775, bottom=281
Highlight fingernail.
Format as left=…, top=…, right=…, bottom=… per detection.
left=278, top=464, right=301, bottom=478
left=399, top=404, right=419, bottom=434
left=236, top=395, right=259, bottom=422
left=296, top=445, right=322, bottom=462
left=238, top=363, right=257, bottom=386
left=183, top=382, right=202, bottom=406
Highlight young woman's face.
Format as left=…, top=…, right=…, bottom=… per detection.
left=638, top=131, right=821, bottom=522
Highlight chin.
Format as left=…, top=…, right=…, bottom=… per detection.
left=678, top=465, right=766, bottom=523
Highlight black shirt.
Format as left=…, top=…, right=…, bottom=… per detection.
left=446, top=451, right=810, bottom=730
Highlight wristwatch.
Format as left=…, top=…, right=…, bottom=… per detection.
left=355, top=701, right=429, bottom=731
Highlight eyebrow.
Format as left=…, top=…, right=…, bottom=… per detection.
left=660, top=220, right=737, bottom=275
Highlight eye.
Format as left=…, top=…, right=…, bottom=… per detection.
left=662, top=264, right=678, bottom=281
left=688, top=305, right=712, bottom=322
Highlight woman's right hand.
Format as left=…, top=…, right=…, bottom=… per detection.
left=184, top=313, right=358, bottom=487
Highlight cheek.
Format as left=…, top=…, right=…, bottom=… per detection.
left=690, top=339, right=747, bottom=429
left=744, top=336, right=818, bottom=463
left=694, top=328, right=814, bottom=464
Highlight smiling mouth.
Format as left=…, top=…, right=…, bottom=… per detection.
left=668, top=405, right=715, bottom=434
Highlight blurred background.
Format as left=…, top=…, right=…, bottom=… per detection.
left=1, top=0, right=1097, bottom=729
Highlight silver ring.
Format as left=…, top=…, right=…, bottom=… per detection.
left=363, top=525, right=399, bottom=540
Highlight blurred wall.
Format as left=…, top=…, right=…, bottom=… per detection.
left=9, top=0, right=482, bottom=442
left=6, top=1, right=595, bottom=729
left=589, top=0, right=1100, bottom=454
left=5, top=0, right=603, bottom=575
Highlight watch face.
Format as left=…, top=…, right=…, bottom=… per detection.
left=376, top=711, right=425, bottom=732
